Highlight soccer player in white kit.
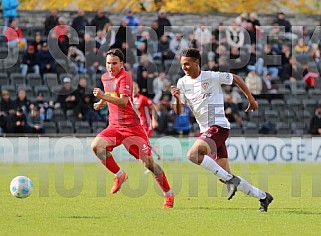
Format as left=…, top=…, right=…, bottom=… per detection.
left=171, top=48, right=273, bottom=212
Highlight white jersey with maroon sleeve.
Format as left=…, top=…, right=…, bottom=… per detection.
left=176, top=71, right=233, bottom=133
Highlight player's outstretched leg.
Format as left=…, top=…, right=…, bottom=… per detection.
left=235, top=176, right=273, bottom=212
left=141, top=155, right=174, bottom=208
left=259, top=192, right=274, bottom=212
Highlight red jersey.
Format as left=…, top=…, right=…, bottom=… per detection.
left=101, top=69, right=140, bottom=126
left=133, top=94, right=153, bottom=130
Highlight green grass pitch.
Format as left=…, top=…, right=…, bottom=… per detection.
left=1, top=162, right=321, bottom=235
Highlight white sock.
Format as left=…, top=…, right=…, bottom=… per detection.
left=115, top=169, right=124, bottom=177
left=200, top=155, right=233, bottom=181
left=164, top=190, right=173, bottom=197
left=237, top=176, right=267, bottom=199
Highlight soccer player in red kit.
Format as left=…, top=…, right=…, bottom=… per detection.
left=91, top=48, right=174, bottom=208
left=132, top=81, right=158, bottom=137
left=132, top=81, right=161, bottom=161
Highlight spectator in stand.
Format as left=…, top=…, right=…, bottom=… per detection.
left=101, top=22, right=116, bottom=48
left=245, top=66, right=263, bottom=96
left=311, top=44, right=321, bottom=63
left=44, top=9, right=59, bottom=35
left=136, top=30, right=157, bottom=57
left=261, top=73, right=278, bottom=95
left=11, top=107, right=27, bottom=133
left=234, top=12, right=248, bottom=28
left=173, top=104, right=192, bottom=136
left=5, top=19, right=27, bottom=49
left=0, top=90, right=15, bottom=117
left=309, top=105, right=321, bottom=135
left=258, top=44, right=279, bottom=77
left=51, top=16, right=70, bottom=55
left=202, top=59, right=218, bottom=72
left=169, top=32, right=189, bottom=58
left=294, top=38, right=309, bottom=62
left=120, top=41, right=136, bottom=66
left=77, top=94, right=102, bottom=123
left=281, top=56, right=303, bottom=83
left=273, top=12, right=297, bottom=40
left=137, top=68, right=154, bottom=99
left=94, top=30, right=106, bottom=46
left=212, top=22, right=227, bottom=47
left=71, top=9, right=89, bottom=39
left=30, top=32, right=44, bottom=53
left=281, top=43, right=292, bottom=66
left=194, top=23, right=212, bottom=49
left=224, top=93, right=242, bottom=125
left=225, top=21, right=245, bottom=49
left=155, top=33, right=174, bottom=62
left=0, top=110, right=6, bottom=134
left=67, top=46, right=86, bottom=75
left=135, top=54, right=158, bottom=81
left=150, top=20, right=163, bottom=40
left=155, top=94, right=172, bottom=135
left=153, top=71, right=170, bottom=104
left=27, top=105, right=44, bottom=134
left=156, top=10, right=172, bottom=37
left=122, top=9, right=140, bottom=34
left=228, top=46, right=247, bottom=75
left=2, top=0, right=19, bottom=32
left=79, top=33, right=96, bottom=56
left=75, top=76, right=91, bottom=101
left=34, top=92, right=53, bottom=121
left=14, top=88, right=30, bottom=115
left=20, top=45, right=40, bottom=76
left=0, top=90, right=15, bottom=132
left=91, top=9, right=111, bottom=32
left=113, top=19, right=135, bottom=49
left=244, top=21, right=257, bottom=47
left=37, top=42, right=56, bottom=75
left=268, top=24, right=286, bottom=54
left=55, top=77, right=80, bottom=116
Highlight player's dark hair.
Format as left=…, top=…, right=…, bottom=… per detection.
left=106, top=48, right=125, bottom=62
left=180, top=48, right=201, bottom=61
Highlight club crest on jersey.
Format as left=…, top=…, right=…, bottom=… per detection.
left=202, top=82, right=209, bottom=90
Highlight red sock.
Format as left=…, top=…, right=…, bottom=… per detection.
left=154, top=171, right=171, bottom=193
left=100, top=155, right=120, bottom=174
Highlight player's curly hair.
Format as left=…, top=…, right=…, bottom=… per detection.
left=106, top=48, right=125, bottom=62
left=180, top=48, right=200, bottom=61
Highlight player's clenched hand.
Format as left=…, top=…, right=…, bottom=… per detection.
left=170, top=86, right=180, bottom=100
left=93, top=102, right=103, bottom=111
left=93, top=88, right=103, bottom=99
left=245, top=99, right=258, bottom=112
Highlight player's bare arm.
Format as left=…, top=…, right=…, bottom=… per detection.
left=232, top=74, right=258, bottom=112
left=150, top=104, right=159, bottom=129
left=93, top=99, right=105, bottom=110
left=93, top=88, right=129, bottom=107
left=170, top=85, right=184, bottom=115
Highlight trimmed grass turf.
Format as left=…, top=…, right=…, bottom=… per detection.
left=1, top=162, right=321, bottom=235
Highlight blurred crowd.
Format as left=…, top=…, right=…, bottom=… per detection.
left=1, top=8, right=321, bottom=135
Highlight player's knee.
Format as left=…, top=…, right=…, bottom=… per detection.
left=91, top=142, right=98, bottom=155
left=91, top=139, right=103, bottom=156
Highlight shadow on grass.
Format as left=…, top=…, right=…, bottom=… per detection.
left=281, top=210, right=321, bottom=215
left=60, top=216, right=108, bottom=219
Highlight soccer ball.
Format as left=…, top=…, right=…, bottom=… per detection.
left=10, top=176, right=34, bottom=198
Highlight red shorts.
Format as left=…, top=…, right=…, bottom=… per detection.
left=198, top=125, right=230, bottom=159
left=97, top=125, right=152, bottom=159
